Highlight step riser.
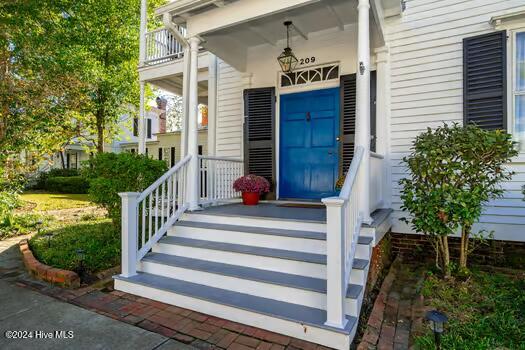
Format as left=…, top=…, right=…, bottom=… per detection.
left=140, top=260, right=360, bottom=316
left=153, top=243, right=327, bottom=279
left=182, top=214, right=326, bottom=232
left=355, top=244, right=370, bottom=260
left=349, top=268, right=366, bottom=286
left=115, top=279, right=352, bottom=350
left=168, top=226, right=326, bottom=255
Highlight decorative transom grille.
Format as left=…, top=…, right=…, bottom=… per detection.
left=280, top=63, right=340, bottom=88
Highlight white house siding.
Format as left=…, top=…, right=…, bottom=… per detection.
left=386, top=0, right=525, bottom=241
left=216, top=60, right=246, bottom=158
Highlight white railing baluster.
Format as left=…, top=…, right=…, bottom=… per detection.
left=148, top=194, right=152, bottom=240
left=141, top=200, right=146, bottom=248
left=197, top=156, right=243, bottom=205
left=144, top=28, right=185, bottom=65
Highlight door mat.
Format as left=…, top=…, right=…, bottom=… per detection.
left=277, top=203, right=325, bottom=209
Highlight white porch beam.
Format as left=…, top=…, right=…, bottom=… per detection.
left=248, top=26, right=277, bottom=47
left=288, top=19, right=309, bottom=41
left=187, top=37, right=201, bottom=210
left=138, top=81, right=146, bottom=154
left=325, top=4, right=344, bottom=31
left=139, top=0, right=147, bottom=66
left=370, top=0, right=386, bottom=45
left=355, top=0, right=372, bottom=224
left=187, top=0, right=320, bottom=36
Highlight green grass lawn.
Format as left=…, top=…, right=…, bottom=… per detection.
left=20, top=192, right=93, bottom=211
left=415, top=269, right=525, bottom=350
left=29, top=218, right=120, bottom=274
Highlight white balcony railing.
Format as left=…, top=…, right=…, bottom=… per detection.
left=322, top=146, right=365, bottom=329
left=198, top=156, right=244, bottom=205
left=144, top=27, right=185, bottom=64
left=119, top=155, right=191, bottom=277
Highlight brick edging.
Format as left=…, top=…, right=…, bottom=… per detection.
left=19, top=239, right=80, bottom=288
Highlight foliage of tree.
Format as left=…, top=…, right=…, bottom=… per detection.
left=400, top=124, right=517, bottom=276
left=83, top=152, right=167, bottom=227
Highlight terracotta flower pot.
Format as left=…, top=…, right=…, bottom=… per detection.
left=242, top=192, right=260, bottom=205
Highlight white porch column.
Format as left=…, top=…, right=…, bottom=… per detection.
left=355, top=0, right=372, bottom=224
left=207, top=54, right=218, bottom=156
left=138, top=81, right=146, bottom=154
left=180, top=45, right=191, bottom=157
left=322, top=197, right=348, bottom=329
left=139, top=0, right=147, bottom=66
left=187, top=37, right=201, bottom=210
left=375, top=46, right=392, bottom=208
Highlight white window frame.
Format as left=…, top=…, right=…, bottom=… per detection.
left=510, top=28, right=525, bottom=153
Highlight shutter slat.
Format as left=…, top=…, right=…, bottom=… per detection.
left=244, top=87, right=275, bottom=199
left=463, top=30, right=507, bottom=130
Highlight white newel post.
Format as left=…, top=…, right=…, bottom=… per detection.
left=187, top=37, right=201, bottom=210
left=138, top=81, right=146, bottom=154
left=139, top=0, right=147, bottom=66
left=355, top=0, right=372, bottom=224
left=322, top=197, right=348, bottom=329
left=119, top=192, right=139, bottom=277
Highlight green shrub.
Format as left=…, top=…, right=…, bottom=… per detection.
left=29, top=219, right=120, bottom=273
left=83, top=152, right=168, bottom=227
left=33, top=168, right=80, bottom=190
left=0, top=213, right=48, bottom=240
left=44, top=176, right=89, bottom=194
left=400, top=124, right=517, bottom=276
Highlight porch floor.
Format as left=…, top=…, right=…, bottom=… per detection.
left=194, top=202, right=327, bottom=223
left=194, top=202, right=393, bottom=228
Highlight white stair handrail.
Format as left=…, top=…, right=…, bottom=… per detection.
left=119, top=155, right=192, bottom=277
left=322, top=146, right=365, bottom=329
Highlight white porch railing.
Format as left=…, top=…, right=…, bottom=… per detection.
left=145, top=27, right=185, bottom=64
left=322, top=146, right=365, bottom=329
left=119, top=155, right=191, bottom=277
left=198, top=156, right=244, bottom=205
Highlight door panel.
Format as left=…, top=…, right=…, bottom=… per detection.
left=280, top=88, right=340, bottom=200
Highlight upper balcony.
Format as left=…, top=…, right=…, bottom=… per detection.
left=144, top=27, right=185, bottom=65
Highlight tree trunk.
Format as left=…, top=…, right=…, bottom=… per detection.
left=96, top=108, right=105, bottom=153
left=442, top=235, right=450, bottom=277
left=459, top=225, right=471, bottom=269
left=59, top=152, right=66, bottom=169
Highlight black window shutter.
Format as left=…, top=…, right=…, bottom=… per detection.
left=243, top=87, right=275, bottom=199
left=158, top=147, right=163, bottom=161
left=147, top=119, right=152, bottom=138
left=463, top=30, right=507, bottom=130
left=339, top=72, right=377, bottom=174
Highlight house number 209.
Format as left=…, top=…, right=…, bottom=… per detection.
left=299, top=57, right=316, bottom=65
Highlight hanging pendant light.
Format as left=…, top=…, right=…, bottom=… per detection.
left=277, top=21, right=298, bottom=73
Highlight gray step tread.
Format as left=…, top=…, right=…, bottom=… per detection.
left=159, top=237, right=369, bottom=269
left=143, top=253, right=363, bottom=299
left=115, top=272, right=356, bottom=335
left=174, top=221, right=326, bottom=240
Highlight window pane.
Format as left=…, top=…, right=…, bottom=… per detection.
left=517, top=32, right=525, bottom=91
left=516, top=95, right=525, bottom=144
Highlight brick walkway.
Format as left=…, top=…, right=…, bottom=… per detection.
left=357, top=260, right=426, bottom=350
left=35, top=285, right=329, bottom=350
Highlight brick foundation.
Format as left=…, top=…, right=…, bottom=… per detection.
left=19, top=239, right=80, bottom=288
left=391, top=232, right=525, bottom=269
left=366, top=233, right=392, bottom=290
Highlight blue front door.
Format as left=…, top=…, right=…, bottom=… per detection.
left=279, top=88, right=340, bottom=200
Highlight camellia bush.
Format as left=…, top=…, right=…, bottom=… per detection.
left=83, top=152, right=167, bottom=228
left=400, top=124, right=517, bottom=276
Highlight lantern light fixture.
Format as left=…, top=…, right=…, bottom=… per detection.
left=425, top=310, right=448, bottom=350
left=277, top=21, right=298, bottom=73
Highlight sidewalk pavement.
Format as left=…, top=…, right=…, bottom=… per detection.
left=0, top=235, right=193, bottom=350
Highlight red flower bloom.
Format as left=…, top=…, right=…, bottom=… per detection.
left=233, top=174, right=270, bottom=194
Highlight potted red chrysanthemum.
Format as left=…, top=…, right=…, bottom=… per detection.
left=233, top=174, right=270, bottom=205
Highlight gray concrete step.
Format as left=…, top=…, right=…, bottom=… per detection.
left=114, top=272, right=357, bottom=335
left=142, top=253, right=363, bottom=299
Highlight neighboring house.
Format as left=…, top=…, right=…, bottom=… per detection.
left=116, top=1, right=525, bottom=349
left=120, top=127, right=208, bottom=166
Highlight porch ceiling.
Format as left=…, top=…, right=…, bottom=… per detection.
left=198, top=0, right=381, bottom=71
